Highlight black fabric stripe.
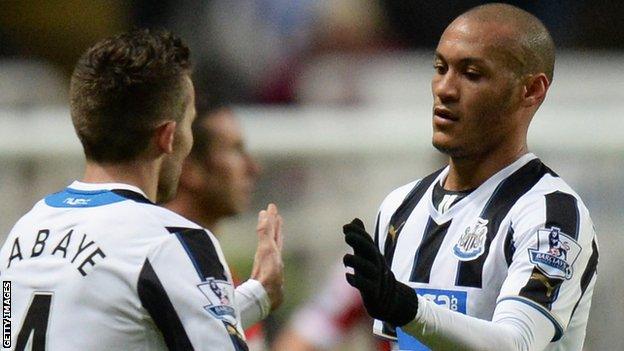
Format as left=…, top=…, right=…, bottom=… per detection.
left=569, top=239, right=599, bottom=320
left=383, top=168, right=444, bottom=266
left=111, top=189, right=153, bottom=204
left=223, top=321, right=250, bottom=351
left=519, top=267, right=563, bottom=310
left=167, top=227, right=226, bottom=281
left=138, top=259, right=194, bottom=350
left=166, top=226, right=193, bottom=234
left=373, top=211, right=381, bottom=247
left=456, top=159, right=553, bottom=288
left=410, top=218, right=451, bottom=283
left=579, top=239, right=599, bottom=296
left=504, top=225, right=515, bottom=267
left=545, top=191, right=579, bottom=239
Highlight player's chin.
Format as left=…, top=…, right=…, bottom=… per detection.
left=432, top=135, right=464, bottom=157
left=432, top=132, right=453, bottom=150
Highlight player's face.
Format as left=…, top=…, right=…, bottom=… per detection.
left=431, top=18, right=523, bottom=158
left=157, top=76, right=196, bottom=203
left=194, top=110, right=260, bottom=217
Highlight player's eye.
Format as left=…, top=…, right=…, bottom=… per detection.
left=464, top=69, right=482, bottom=81
left=433, top=62, right=447, bottom=75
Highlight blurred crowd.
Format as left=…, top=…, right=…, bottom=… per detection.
left=1, top=0, right=623, bottom=107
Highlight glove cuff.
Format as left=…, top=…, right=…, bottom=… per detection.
left=389, top=282, right=419, bottom=327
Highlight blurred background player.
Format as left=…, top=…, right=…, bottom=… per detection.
left=272, top=263, right=391, bottom=351
left=166, top=99, right=266, bottom=350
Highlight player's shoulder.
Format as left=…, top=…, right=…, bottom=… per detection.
left=124, top=200, right=220, bottom=252
left=380, top=179, right=420, bottom=210
left=38, top=183, right=212, bottom=241
left=379, top=167, right=446, bottom=214
left=139, top=203, right=204, bottom=231
left=514, top=160, right=590, bottom=216
left=75, top=192, right=206, bottom=236
left=509, top=159, right=594, bottom=240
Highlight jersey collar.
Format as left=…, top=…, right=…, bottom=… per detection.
left=68, top=181, right=150, bottom=199
left=428, top=153, right=538, bottom=222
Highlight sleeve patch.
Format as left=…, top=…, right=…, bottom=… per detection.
left=528, top=227, right=582, bottom=280
left=197, top=278, right=238, bottom=326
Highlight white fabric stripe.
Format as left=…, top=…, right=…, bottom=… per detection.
left=441, top=194, right=458, bottom=214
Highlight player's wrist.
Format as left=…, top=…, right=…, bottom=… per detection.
left=387, top=281, right=419, bottom=327
left=239, top=279, right=271, bottom=319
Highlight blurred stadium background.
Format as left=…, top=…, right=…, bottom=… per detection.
left=1, top=1, right=622, bottom=350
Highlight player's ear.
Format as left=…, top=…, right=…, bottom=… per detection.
left=521, top=73, right=549, bottom=108
left=154, top=120, right=177, bottom=154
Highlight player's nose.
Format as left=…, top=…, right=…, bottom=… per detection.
left=432, top=71, right=460, bottom=103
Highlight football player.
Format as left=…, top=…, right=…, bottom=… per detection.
left=343, top=4, right=598, bottom=350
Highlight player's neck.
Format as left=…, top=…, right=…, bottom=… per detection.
left=165, top=190, right=221, bottom=233
left=445, top=143, right=528, bottom=191
left=82, top=160, right=159, bottom=202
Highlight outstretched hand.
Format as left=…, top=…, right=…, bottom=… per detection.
left=343, top=218, right=418, bottom=327
left=251, top=203, right=284, bottom=311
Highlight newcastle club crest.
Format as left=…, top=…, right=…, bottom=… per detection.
left=528, top=227, right=581, bottom=280
left=453, top=217, right=489, bottom=261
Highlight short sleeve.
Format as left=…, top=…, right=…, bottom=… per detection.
left=497, top=191, right=598, bottom=341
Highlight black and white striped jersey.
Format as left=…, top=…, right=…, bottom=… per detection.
left=373, top=153, right=598, bottom=351
left=0, top=181, right=267, bottom=351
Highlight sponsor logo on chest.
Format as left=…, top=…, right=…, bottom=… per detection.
left=453, top=217, right=489, bottom=261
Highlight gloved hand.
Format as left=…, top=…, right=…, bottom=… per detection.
left=343, top=218, right=418, bottom=327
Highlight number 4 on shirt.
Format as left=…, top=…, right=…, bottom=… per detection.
left=15, top=292, right=53, bottom=351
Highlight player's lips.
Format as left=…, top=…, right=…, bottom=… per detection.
left=433, top=107, right=459, bottom=127
left=433, top=107, right=458, bottom=121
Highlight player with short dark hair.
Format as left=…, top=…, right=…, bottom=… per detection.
left=343, top=4, right=598, bottom=350
left=70, top=29, right=191, bottom=164
left=1, top=29, right=283, bottom=351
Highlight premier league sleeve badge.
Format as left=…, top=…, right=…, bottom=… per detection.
left=197, top=278, right=238, bottom=325
left=528, top=227, right=582, bottom=280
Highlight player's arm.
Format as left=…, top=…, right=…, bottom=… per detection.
left=399, top=294, right=553, bottom=350
left=138, top=228, right=250, bottom=350
left=235, top=204, right=284, bottom=328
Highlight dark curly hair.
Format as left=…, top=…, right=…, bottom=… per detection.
left=69, top=29, right=192, bottom=162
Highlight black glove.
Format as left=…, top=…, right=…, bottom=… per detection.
left=343, top=218, right=418, bottom=327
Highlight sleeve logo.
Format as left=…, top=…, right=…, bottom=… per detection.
left=528, top=227, right=582, bottom=280
left=453, top=217, right=488, bottom=261
left=197, top=278, right=237, bottom=325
